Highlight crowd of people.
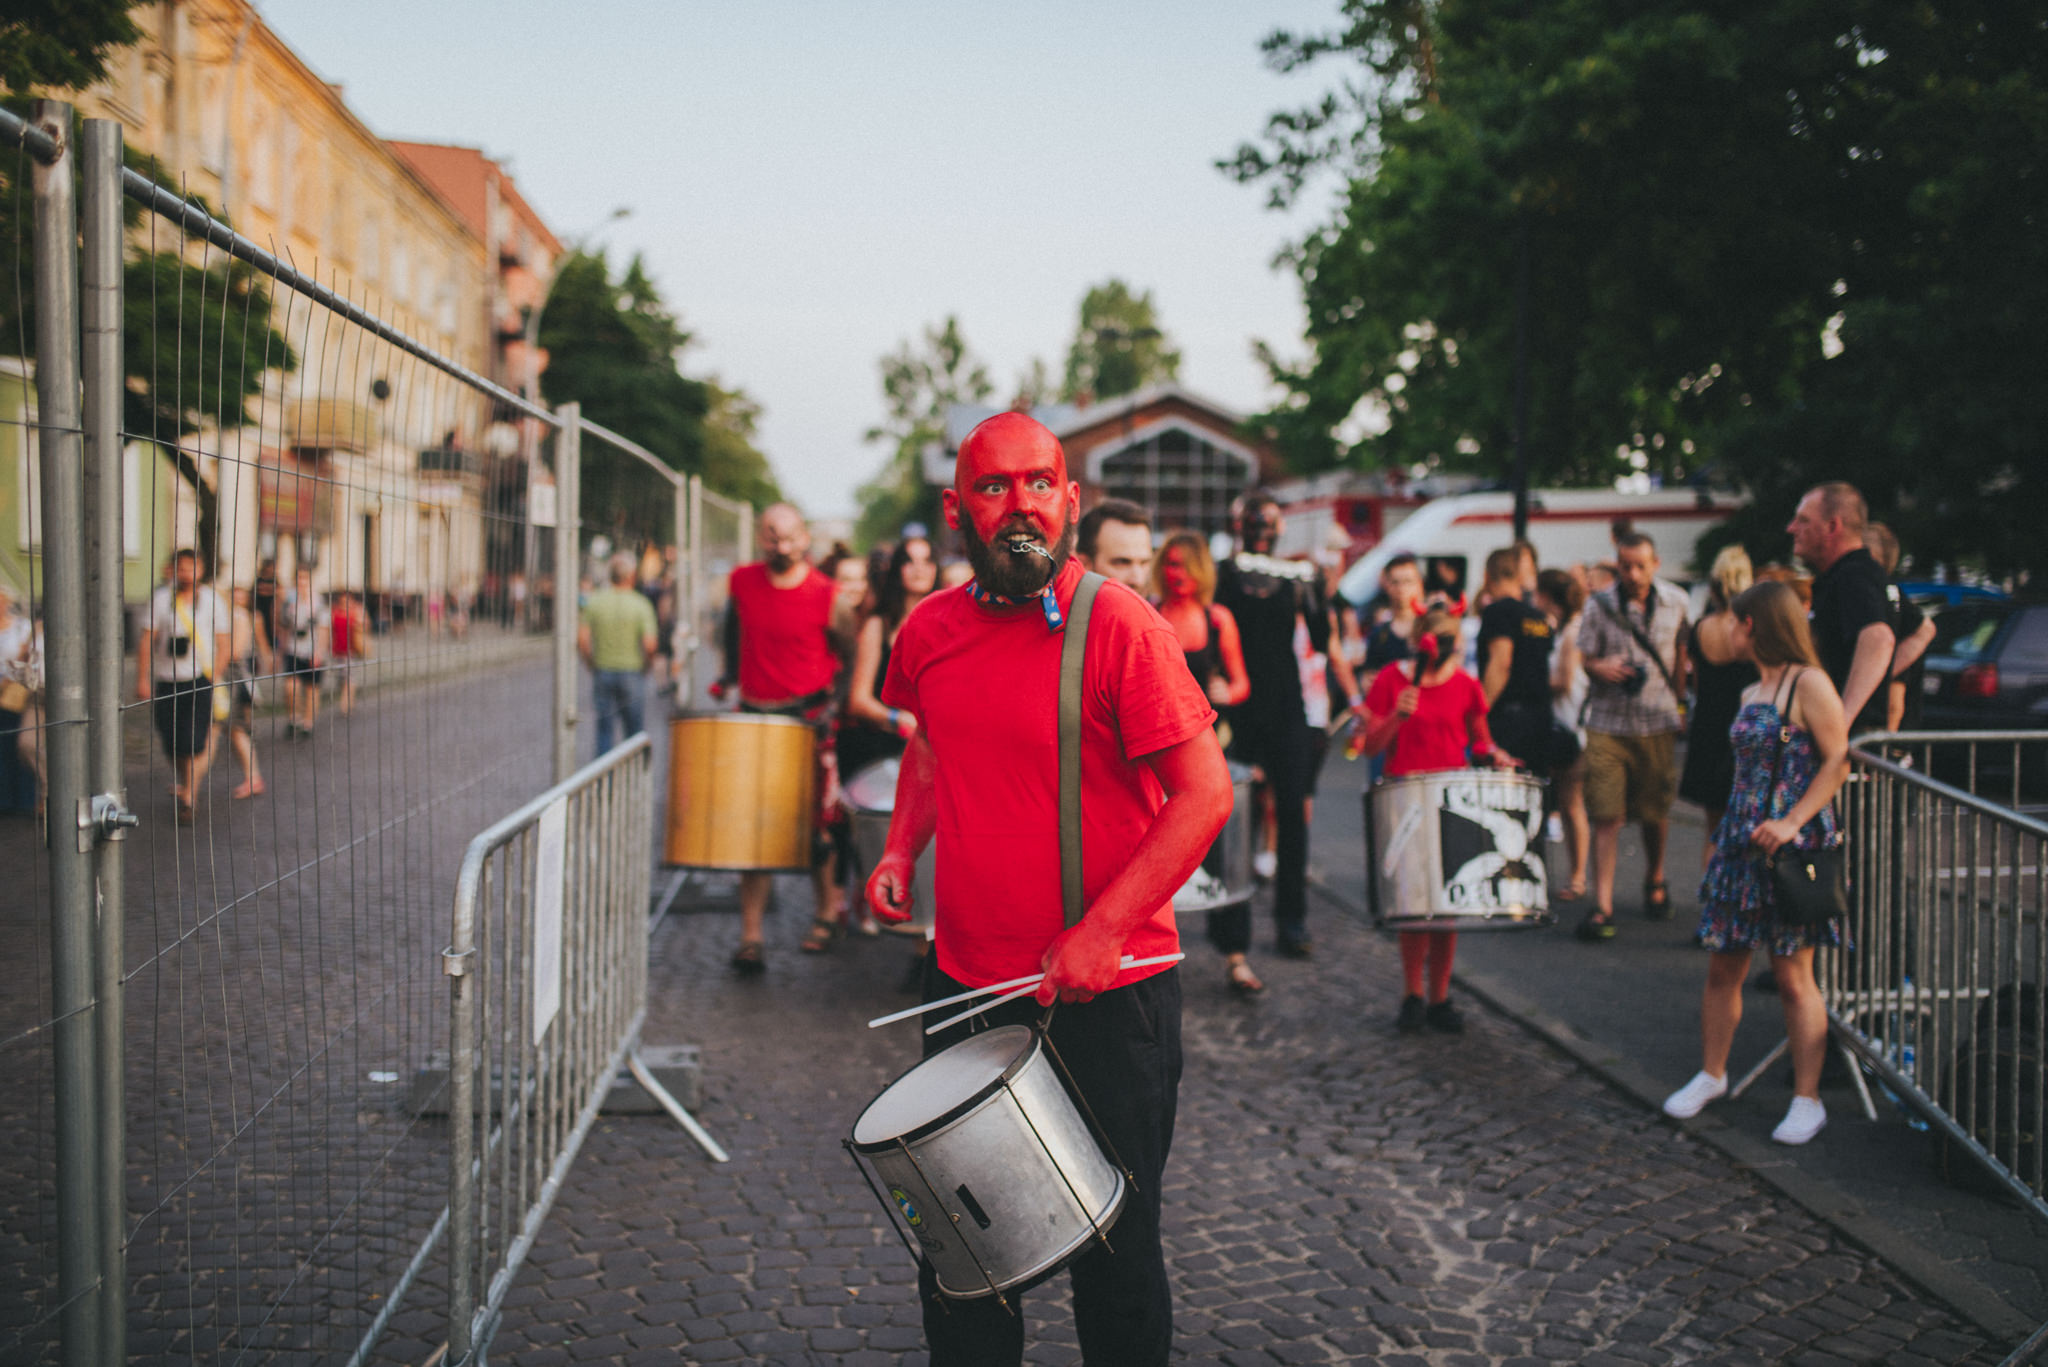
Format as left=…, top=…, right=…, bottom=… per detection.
left=700, top=470, right=1934, bottom=1158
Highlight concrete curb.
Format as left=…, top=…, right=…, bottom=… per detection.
left=1308, top=878, right=2038, bottom=1346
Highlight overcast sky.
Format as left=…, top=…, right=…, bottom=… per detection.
left=260, top=0, right=1342, bottom=518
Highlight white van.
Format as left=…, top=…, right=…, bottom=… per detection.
left=1334, top=487, right=1747, bottom=608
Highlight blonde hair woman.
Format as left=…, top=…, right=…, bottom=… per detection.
left=1663, top=580, right=1850, bottom=1145
left=1679, top=545, right=1759, bottom=861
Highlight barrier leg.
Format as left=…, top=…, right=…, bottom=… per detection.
left=627, top=1049, right=730, bottom=1163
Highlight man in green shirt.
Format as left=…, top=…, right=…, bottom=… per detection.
left=579, top=553, right=661, bottom=756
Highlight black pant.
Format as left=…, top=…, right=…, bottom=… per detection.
left=918, top=960, right=1182, bottom=1367
left=1232, top=715, right=1316, bottom=947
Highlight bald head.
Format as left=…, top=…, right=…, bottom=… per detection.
left=757, top=502, right=810, bottom=574
left=955, top=412, right=1068, bottom=495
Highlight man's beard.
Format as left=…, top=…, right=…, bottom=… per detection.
left=961, top=513, right=1075, bottom=600
left=765, top=549, right=799, bottom=574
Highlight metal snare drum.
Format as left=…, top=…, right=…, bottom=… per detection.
left=844, top=757, right=936, bottom=939
left=663, top=711, right=816, bottom=870
left=1364, top=768, right=1550, bottom=932
left=847, top=1025, right=1125, bottom=1302
left=1173, top=760, right=1256, bottom=914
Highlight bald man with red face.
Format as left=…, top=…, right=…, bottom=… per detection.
left=865, top=412, right=1232, bottom=1365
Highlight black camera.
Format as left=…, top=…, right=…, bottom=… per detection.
left=1618, top=662, right=1648, bottom=696
left=170, top=635, right=191, bottom=659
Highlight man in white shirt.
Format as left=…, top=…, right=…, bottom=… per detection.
left=139, top=549, right=231, bottom=823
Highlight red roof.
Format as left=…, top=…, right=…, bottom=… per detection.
left=385, top=141, right=562, bottom=256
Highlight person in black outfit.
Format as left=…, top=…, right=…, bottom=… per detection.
left=1477, top=547, right=1567, bottom=778
left=1679, top=546, right=1760, bottom=864
left=1789, top=482, right=1894, bottom=736
left=1864, top=523, right=1935, bottom=733
left=1214, top=490, right=1363, bottom=959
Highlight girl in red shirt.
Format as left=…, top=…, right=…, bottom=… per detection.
left=1361, top=607, right=1518, bottom=1035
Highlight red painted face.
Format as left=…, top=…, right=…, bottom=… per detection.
left=1160, top=548, right=1196, bottom=601
left=944, top=413, right=1078, bottom=547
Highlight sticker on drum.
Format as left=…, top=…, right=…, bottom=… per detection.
left=1365, top=769, right=1551, bottom=931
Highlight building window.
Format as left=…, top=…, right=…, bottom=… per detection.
left=1098, top=428, right=1250, bottom=540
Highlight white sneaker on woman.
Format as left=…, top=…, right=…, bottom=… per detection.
left=1661, top=1071, right=1728, bottom=1119
left=1772, top=1096, right=1828, bottom=1145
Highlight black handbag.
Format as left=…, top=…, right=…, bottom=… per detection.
left=1759, top=667, right=1848, bottom=926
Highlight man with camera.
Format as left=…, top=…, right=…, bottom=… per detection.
left=1575, top=528, right=1690, bottom=941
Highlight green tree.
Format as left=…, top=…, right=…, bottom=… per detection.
left=1060, top=279, right=1181, bottom=404
left=538, top=249, right=780, bottom=539
left=1, top=0, right=144, bottom=94
left=1227, top=0, right=2048, bottom=578
left=857, top=316, right=992, bottom=549
left=1, top=100, right=297, bottom=572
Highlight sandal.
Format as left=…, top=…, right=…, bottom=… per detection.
left=1555, top=874, right=1587, bottom=903
left=800, top=915, right=843, bottom=953
left=1643, top=880, right=1672, bottom=921
left=730, top=940, right=767, bottom=975
left=1227, top=962, right=1265, bottom=997
left=1574, top=909, right=1615, bottom=943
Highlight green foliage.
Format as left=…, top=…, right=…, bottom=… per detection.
left=856, top=315, right=992, bottom=549
left=538, top=248, right=781, bottom=538
left=1060, top=279, right=1180, bottom=403
left=1227, top=0, right=2048, bottom=579
left=0, top=0, right=144, bottom=95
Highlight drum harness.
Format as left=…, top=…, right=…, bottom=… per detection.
left=844, top=569, right=1142, bottom=1310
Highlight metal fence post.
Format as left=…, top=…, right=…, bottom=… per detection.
left=671, top=475, right=689, bottom=705
left=553, top=404, right=581, bottom=783
left=32, top=97, right=104, bottom=1367
left=687, top=474, right=703, bottom=695
left=81, top=116, right=131, bottom=1367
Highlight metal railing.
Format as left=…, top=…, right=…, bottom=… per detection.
left=440, top=734, right=721, bottom=1367
left=1828, top=731, right=2048, bottom=1219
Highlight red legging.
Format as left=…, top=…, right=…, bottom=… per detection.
left=1399, top=929, right=1458, bottom=1003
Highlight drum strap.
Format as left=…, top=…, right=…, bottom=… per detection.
left=1059, top=572, right=1106, bottom=928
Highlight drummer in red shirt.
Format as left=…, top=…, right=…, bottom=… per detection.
left=867, top=411, right=1232, bottom=1367
left=716, top=502, right=840, bottom=973
left=1360, top=605, right=1519, bottom=1035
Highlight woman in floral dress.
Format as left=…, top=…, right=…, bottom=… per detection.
left=1661, top=580, right=1851, bottom=1145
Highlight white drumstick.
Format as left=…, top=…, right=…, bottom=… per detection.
left=864, top=950, right=1187, bottom=1037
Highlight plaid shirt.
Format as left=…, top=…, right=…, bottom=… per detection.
left=1577, top=580, right=1689, bottom=737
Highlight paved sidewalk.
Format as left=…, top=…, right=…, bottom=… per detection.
left=442, top=849, right=2002, bottom=1363
left=1308, top=747, right=2048, bottom=1347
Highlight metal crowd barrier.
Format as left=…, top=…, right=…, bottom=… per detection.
left=441, top=734, right=722, bottom=1367
left=1827, top=731, right=2048, bottom=1221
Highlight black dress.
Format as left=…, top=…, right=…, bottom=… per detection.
left=835, top=633, right=904, bottom=780
left=1678, top=629, right=1758, bottom=812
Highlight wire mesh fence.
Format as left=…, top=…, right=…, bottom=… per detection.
left=0, top=100, right=713, bottom=1365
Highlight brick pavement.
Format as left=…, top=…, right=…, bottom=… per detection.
left=463, top=874, right=1998, bottom=1365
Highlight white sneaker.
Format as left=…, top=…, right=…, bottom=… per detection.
left=1772, top=1096, right=1828, bottom=1145
left=1661, top=1071, right=1728, bottom=1119
left=1253, top=850, right=1278, bottom=881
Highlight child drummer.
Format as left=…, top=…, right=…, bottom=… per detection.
left=1359, top=605, right=1519, bottom=1035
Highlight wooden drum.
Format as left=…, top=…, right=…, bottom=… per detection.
left=663, top=712, right=816, bottom=870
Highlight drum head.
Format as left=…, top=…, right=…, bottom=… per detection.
left=852, top=1025, right=1034, bottom=1148
left=843, top=758, right=900, bottom=814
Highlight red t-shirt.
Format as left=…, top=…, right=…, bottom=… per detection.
left=1367, top=663, right=1490, bottom=777
left=881, top=560, right=1215, bottom=988
left=729, top=562, right=837, bottom=702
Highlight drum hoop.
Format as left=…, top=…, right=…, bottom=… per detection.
left=674, top=710, right=815, bottom=731
left=849, top=1023, right=1040, bottom=1154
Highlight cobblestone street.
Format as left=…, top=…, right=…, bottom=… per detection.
left=454, top=875, right=1999, bottom=1366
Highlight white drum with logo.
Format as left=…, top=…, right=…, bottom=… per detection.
left=847, top=1025, right=1125, bottom=1302
left=1364, top=769, right=1550, bottom=931
left=1173, top=761, right=1256, bottom=914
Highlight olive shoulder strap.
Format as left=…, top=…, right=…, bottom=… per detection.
left=1059, top=572, right=1107, bottom=928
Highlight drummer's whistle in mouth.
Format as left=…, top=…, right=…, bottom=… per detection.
left=1005, top=537, right=1053, bottom=560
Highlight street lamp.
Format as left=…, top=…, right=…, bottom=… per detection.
left=520, top=206, right=631, bottom=628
